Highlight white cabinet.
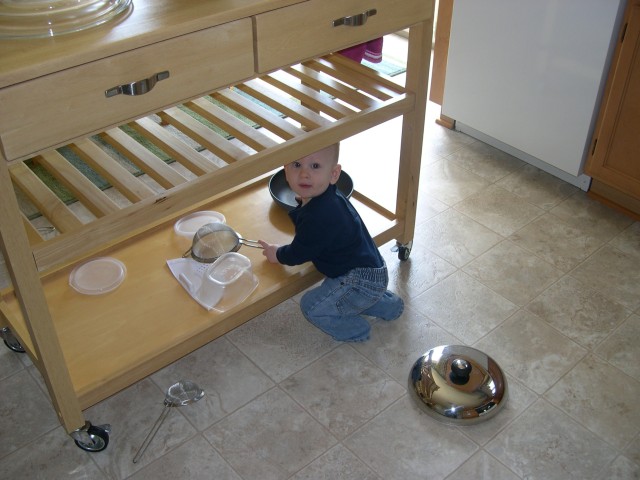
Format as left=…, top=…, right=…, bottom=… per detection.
left=442, top=0, right=626, bottom=189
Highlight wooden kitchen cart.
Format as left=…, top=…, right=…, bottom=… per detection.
left=0, top=0, right=434, bottom=450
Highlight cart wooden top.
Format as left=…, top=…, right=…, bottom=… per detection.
left=0, top=0, right=304, bottom=88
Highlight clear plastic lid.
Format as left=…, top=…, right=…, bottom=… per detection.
left=205, top=252, right=252, bottom=286
left=69, top=257, right=126, bottom=295
left=174, top=211, right=226, bottom=239
left=0, top=0, right=133, bottom=39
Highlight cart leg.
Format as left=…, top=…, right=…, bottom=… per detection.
left=71, top=421, right=111, bottom=452
left=395, top=19, right=433, bottom=252
left=0, top=326, right=25, bottom=353
left=0, top=159, right=86, bottom=434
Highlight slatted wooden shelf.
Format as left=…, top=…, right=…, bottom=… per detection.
left=9, top=54, right=410, bottom=275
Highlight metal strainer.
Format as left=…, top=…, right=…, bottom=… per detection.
left=182, top=222, right=263, bottom=263
left=132, top=380, right=205, bottom=463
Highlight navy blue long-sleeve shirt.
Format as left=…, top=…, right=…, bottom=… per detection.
left=276, top=184, right=383, bottom=278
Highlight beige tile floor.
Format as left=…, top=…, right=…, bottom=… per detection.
left=1, top=38, right=640, bottom=479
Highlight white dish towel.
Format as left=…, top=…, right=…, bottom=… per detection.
left=166, top=258, right=258, bottom=312
left=166, top=258, right=215, bottom=310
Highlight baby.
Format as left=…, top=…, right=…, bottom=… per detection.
left=259, top=144, right=403, bottom=342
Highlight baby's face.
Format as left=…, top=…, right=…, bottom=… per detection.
left=284, top=148, right=341, bottom=205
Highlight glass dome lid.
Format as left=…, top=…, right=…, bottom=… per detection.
left=0, top=0, right=132, bottom=39
left=408, top=345, right=508, bottom=425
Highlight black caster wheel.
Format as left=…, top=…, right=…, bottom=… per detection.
left=393, top=241, right=412, bottom=261
left=73, top=423, right=110, bottom=452
left=398, top=245, right=411, bottom=261
left=1, top=327, right=25, bottom=353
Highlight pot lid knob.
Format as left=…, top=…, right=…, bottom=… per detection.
left=449, top=358, right=472, bottom=385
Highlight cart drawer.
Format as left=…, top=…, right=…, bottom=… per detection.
left=254, top=0, right=430, bottom=73
left=0, top=19, right=254, bottom=162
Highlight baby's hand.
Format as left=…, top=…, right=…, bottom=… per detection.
left=258, top=240, right=281, bottom=264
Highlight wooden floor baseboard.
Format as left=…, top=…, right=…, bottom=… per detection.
left=588, top=179, right=640, bottom=221
left=435, top=113, right=454, bottom=129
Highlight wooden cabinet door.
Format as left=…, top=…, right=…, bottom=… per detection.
left=586, top=1, right=640, bottom=200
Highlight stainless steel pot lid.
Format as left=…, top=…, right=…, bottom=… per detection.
left=408, top=345, right=507, bottom=425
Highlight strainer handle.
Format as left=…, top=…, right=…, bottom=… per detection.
left=240, top=239, right=264, bottom=249
left=132, top=405, right=171, bottom=463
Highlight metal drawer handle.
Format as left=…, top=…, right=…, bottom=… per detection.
left=333, top=9, right=377, bottom=27
left=105, top=71, right=170, bottom=98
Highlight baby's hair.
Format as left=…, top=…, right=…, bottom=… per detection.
left=293, top=143, right=341, bottom=165
left=323, top=143, right=340, bottom=164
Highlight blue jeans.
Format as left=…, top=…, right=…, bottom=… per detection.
left=300, top=265, right=404, bottom=342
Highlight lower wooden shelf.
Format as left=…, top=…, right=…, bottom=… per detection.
left=1, top=176, right=400, bottom=409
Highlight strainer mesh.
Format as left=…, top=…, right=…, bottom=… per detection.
left=190, top=223, right=238, bottom=262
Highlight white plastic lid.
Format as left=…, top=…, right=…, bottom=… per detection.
left=69, top=257, right=126, bottom=295
left=174, top=211, right=226, bottom=238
